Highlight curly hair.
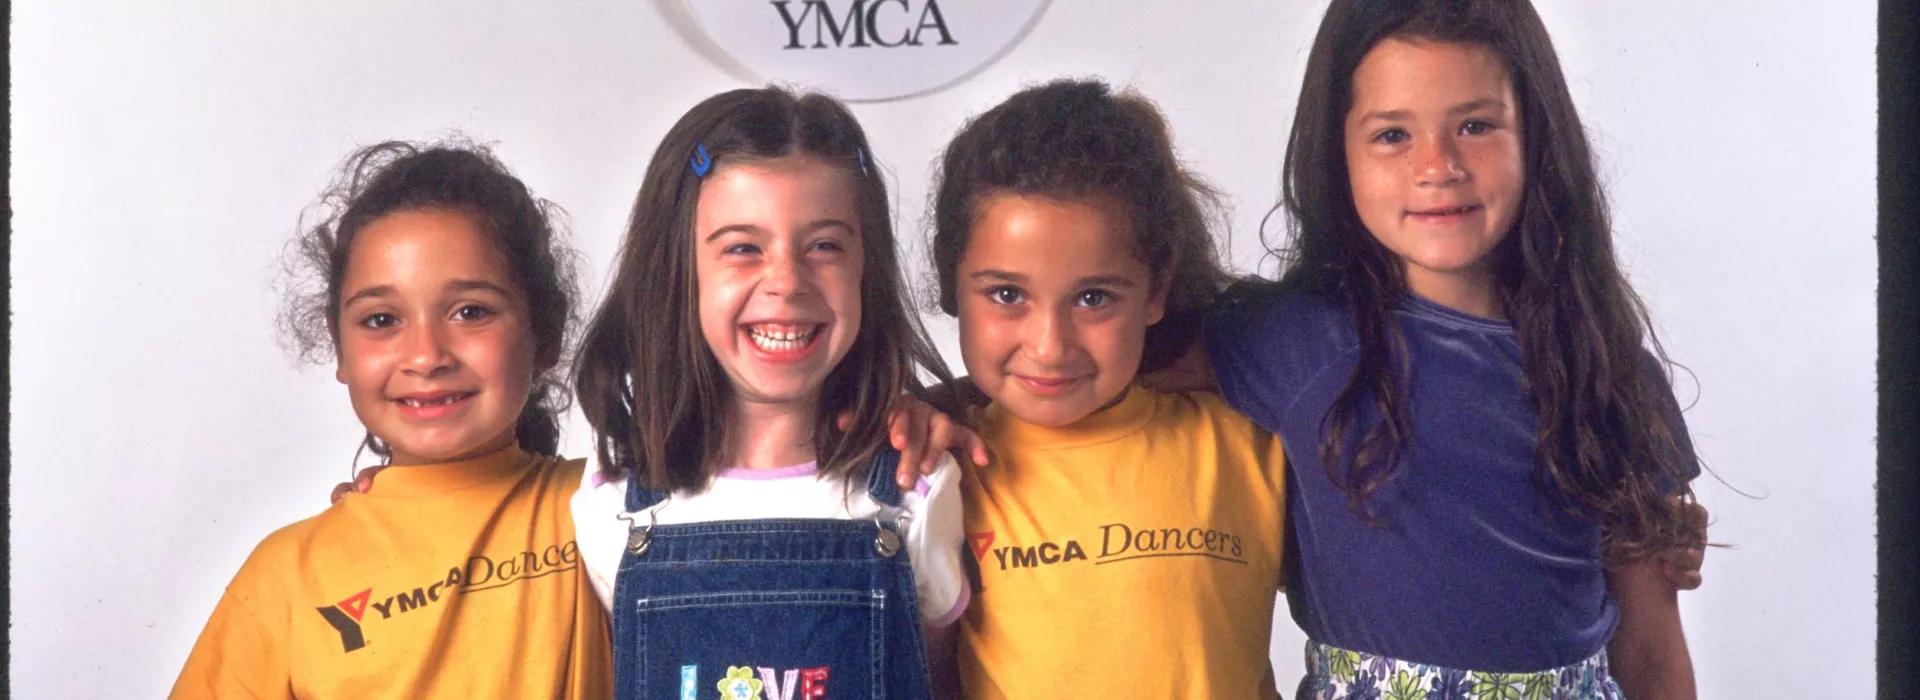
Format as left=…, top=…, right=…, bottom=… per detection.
left=278, top=137, right=580, bottom=462
left=929, top=78, right=1232, bottom=374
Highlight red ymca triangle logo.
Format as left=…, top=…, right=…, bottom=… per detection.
left=968, top=531, right=995, bottom=559
left=337, top=589, right=372, bottom=621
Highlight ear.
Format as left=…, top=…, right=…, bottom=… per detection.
left=329, top=321, right=348, bottom=384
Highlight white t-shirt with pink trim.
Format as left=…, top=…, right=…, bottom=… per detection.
left=570, top=454, right=969, bottom=627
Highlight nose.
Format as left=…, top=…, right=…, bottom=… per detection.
left=1413, top=135, right=1467, bottom=187
left=1021, top=305, right=1078, bottom=366
left=400, top=320, right=456, bottom=377
left=760, top=245, right=816, bottom=300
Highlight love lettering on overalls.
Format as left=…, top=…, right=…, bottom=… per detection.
left=689, top=665, right=829, bottom=700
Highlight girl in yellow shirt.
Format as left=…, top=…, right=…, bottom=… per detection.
left=923, top=79, right=1290, bottom=699
left=171, top=140, right=610, bottom=700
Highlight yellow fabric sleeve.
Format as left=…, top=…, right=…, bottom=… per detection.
left=172, top=549, right=294, bottom=699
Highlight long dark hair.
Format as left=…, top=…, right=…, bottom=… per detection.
left=1261, top=0, right=1697, bottom=561
left=280, top=138, right=580, bottom=460
left=930, top=78, right=1231, bottom=374
left=574, top=87, right=953, bottom=492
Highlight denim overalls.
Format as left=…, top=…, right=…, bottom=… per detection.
left=610, top=450, right=934, bottom=700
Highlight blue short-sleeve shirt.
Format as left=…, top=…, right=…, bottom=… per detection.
left=1205, top=289, right=1698, bottom=672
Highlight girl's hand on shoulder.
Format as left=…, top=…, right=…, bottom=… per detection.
left=1656, top=498, right=1710, bottom=591
left=1613, top=496, right=1709, bottom=590
left=328, top=466, right=385, bottom=504
left=838, top=394, right=992, bottom=488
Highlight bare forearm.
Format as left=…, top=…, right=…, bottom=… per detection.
left=1607, top=560, right=1697, bottom=699
left=1608, top=626, right=1695, bottom=699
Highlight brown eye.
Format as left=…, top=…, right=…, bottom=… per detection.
left=359, top=312, right=399, bottom=330
left=987, top=286, right=1025, bottom=305
left=1076, top=290, right=1114, bottom=308
left=453, top=304, right=494, bottom=322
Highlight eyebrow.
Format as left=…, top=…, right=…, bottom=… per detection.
left=1447, top=98, right=1507, bottom=116
left=970, top=269, right=1026, bottom=283
left=968, top=269, right=1141, bottom=289
left=703, top=218, right=857, bottom=243
left=1075, top=274, right=1141, bottom=289
left=339, top=279, right=514, bottom=308
left=340, top=285, right=396, bottom=308
left=446, top=279, right=516, bottom=297
left=1356, top=98, right=1508, bottom=125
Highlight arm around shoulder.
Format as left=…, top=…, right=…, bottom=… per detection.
left=568, top=461, right=631, bottom=613
left=901, top=454, right=970, bottom=699
left=1136, top=337, right=1218, bottom=393
left=902, top=454, right=969, bottom=627
left=1606, top=557, right=1697, bottom=699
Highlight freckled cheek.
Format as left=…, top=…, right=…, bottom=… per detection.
left=1472, top=155, right=1524, bottom=234
left=1467, top=140, right=1524, bottom=189
left=1347, top=162, right=1402, bottom=225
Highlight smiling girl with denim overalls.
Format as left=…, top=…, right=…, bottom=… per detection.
left=567, top=88, right=969, bottom=700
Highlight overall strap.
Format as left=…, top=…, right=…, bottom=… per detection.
left=863, top=448, right=905, bottom=508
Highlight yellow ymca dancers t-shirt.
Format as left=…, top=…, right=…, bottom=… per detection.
left=170, top=444, right=611, bottom=700
left=959, top=386, right=1288, bottom=699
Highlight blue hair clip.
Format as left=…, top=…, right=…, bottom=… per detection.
left=856, top=147, right=868, bottom=177
left=690, top=143, right=713, bottom=177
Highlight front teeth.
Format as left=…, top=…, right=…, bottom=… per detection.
left=747, top=324, right=820, bottom=353
left=401, top=394, right=465, bottom=407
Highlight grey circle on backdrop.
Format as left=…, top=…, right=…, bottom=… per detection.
left=679, top=0, right=1050, bottom=102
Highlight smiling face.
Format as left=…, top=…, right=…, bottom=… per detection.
left=693, top=154, right=864, bottom=414
left=334, top=208, right=538, bottom=466
left=1345, top=36, right=1525, bottom=308
left=956, top=193, right=1166, bottom=429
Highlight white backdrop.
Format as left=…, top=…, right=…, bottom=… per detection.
left=9, top=1, right=1876, bottom=697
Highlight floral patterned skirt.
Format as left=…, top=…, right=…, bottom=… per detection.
left=1298, top=640, right=1623, bottom=700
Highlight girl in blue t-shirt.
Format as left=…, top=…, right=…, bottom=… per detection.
left=1190, top=0, right=1707, bottom=697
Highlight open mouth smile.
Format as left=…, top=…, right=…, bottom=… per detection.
left=743, top=322, right=826, bottom=359
left=392, top=391, right=476, bottom=419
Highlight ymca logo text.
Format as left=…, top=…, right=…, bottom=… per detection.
left=772, top=0, right=956, bottom=49
left=973, top=522, right=1247, bottom=575
left=314, top=541, right=579, bottom=652
left=683, top=0, right=1042, bottom=100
